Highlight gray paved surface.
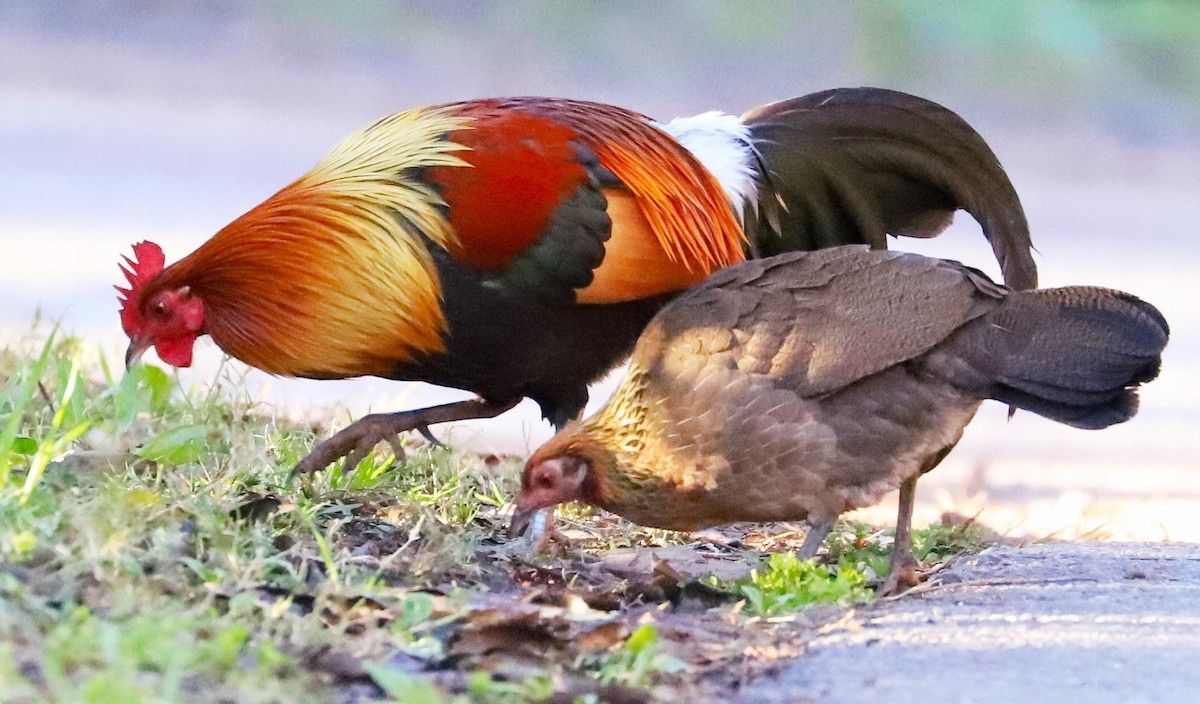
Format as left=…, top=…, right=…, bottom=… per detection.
left=739, top=542, right=1200, bottom=704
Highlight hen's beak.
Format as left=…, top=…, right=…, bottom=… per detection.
left=509, top=506, right=555, bottom=556
left=508, top=504, right=538, bottom=538
left=125, top=339, right=151, bottom=369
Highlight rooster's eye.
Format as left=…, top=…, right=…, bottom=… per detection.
left=151, top=301, right=167, bottom=317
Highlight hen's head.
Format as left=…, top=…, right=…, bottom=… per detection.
left=116, top=241, right=205, bottom=368
left=518, top=454, right=590, bottom=513
left=511, top=427, right=615, bottom=534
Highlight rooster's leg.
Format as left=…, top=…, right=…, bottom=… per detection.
left=879, top=474, right=921, bottom=596
left=292, top=397, right=520, bottom=476
left=796, top=519, right=834, bottom=560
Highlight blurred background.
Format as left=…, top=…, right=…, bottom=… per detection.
left=2, top=0, right=1197, bottom=540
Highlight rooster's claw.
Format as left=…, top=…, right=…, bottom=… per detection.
left=290, top=397, right=520, bottom=476
left=292, top=412, right=411, bottom=476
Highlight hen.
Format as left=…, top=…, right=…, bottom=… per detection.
left=115, top=89, right=1036, bottom=474
left=513, top=246, right=1168, bottom=593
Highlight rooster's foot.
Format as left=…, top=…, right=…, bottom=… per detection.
left=293, top=412, right=413, bottom=476
left=291, top=397, right=519, bottom=476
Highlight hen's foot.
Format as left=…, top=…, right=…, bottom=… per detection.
left=291, top=398, right=519, bottom=476
left=796, top=520, right=834, bottom=560
left=878, top=473, right=921, bottom=596
left=878, top=550, right=921, bottom=597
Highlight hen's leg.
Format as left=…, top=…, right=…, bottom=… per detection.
left=292, top=397, right=520, bottom=475
left=879, top=474, right=921, bottom=596
left=796, top=519, right=834, bottom=560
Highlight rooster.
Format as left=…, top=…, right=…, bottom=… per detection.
left=513, top=246, right=1167, bottom=594
left=116, top=89, right=1036, bottom=474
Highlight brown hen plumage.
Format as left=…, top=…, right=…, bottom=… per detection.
left=514, top=246, right=1168, bottom=593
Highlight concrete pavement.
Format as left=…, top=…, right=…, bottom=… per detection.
left=740, top=542, right=1200, bottom=704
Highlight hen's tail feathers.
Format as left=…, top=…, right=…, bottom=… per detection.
left=741, top=87, right=1037, bottom=290
left=963, top=287, right=1168, bottom=429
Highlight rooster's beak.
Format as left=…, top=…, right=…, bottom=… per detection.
left=125, top=339, right=151, bottom=369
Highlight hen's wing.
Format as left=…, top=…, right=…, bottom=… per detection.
left=605, top=247, right=1003, bottom=522
left=636, top=246, right=1006, bottom=400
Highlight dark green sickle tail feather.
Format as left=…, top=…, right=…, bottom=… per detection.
left=743, top=87, right=1037, bottom=290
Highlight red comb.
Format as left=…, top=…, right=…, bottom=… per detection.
left=117, top=241, right=166, bottom=335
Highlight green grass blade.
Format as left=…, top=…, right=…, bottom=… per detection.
left=0, top=330, right=58, bottom=489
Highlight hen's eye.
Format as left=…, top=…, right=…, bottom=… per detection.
left=151, top=301, right=167, bottom=317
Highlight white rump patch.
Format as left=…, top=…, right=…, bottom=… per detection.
left=656, top=111, right=758, bottom=222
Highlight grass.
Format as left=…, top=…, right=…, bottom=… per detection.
left=723, top=553, right=873, bottom=616
left=0, top=330, right=511, bottom=702
left=587, top=624, right=689, bottom=687
left=0, top=327, right=997, bottom=703
left=822, top=519, right=998, bottom=585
